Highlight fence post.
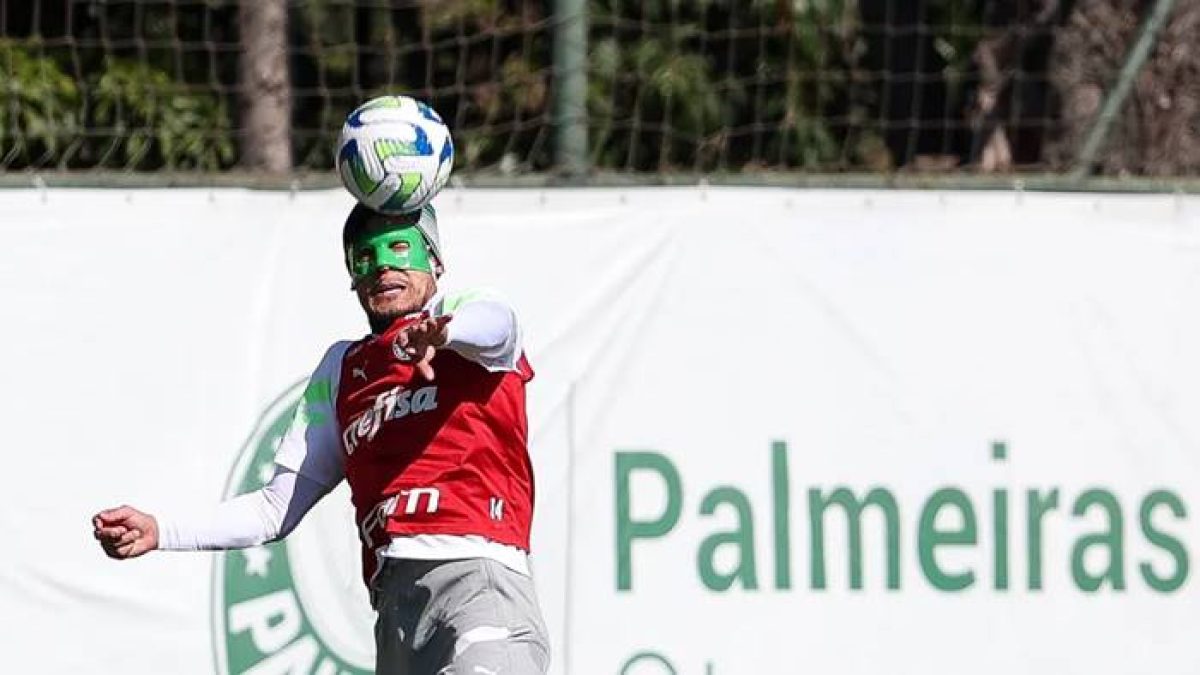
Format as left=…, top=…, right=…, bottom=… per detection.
left=553, top=0, right=589, bottom=178
left=1072, top=0, right=1178, bottom=179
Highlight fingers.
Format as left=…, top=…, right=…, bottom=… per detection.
left=115, top=531, right=146, bottom=558
left=117, top=528, right=142, bottom=547
left=416, top=316, right=450, bottom=347
left=99, top=541, right=123, bottom=559
left=429, top=315, right=452, bottom=347
left=403, top=320, right=431, bottom=343
left=93, top=506, right=156, bottom=560
left=416, top=360, right=435, bottom=381
left=425, top=314, right=452, bottom=335
left=396, top=315, right=451, bottom=363
left=399, top=335, right=421, bottom=359
left=95, top=506, right=135, bottom=525
left=94, top=524, right=130, bottom=541
left=97, top=527, right=151, bottom=559
left=93, top=507, right=134, bottom=541
left=98, top=533, right=127, bottom=559
left=101, top=533, right=145, bottom=559
left=416, top=346, right=437, bottom=380
left=411, top=315, right=450, bottom=336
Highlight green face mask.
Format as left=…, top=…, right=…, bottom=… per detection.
left=345, top=222, right=435, bottom=281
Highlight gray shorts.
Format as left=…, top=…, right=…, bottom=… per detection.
left=372, top=557, right=550, bottom=675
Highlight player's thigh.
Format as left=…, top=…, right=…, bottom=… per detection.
left=442, top=559, right=550, bottom=674
left=374, top=560, right=442, bottom=675
left=450, top=629, right=547, bottom=675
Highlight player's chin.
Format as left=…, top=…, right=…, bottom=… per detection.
left=368, top=304, right=415, bottom=330
left=366, top=293, right=401, bottom=314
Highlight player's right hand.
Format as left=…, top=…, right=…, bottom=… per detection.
left=396, top=314, right=453, bottom=381
left=92, top=505, right=160, bottom=559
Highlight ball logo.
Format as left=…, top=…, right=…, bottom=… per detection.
left=213, top=381, right=375, bottom=674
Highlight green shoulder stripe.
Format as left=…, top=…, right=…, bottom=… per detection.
left=297, top=377, right=332, bottom=426
left=440, top=287, right=503, bottom=314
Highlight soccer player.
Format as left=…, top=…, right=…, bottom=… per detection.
left=92, top=203, right=550, bottom=675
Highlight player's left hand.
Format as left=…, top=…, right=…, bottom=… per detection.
left=396, top=314, right=452, bottom=380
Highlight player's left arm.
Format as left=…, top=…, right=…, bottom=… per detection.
left=438, top=288, right=522, bottom=371
left=398, top=289, right=522, bottom=377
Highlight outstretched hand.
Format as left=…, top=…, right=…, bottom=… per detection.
left=395, top=314, right=452, bottom=380
left=92, top=505, right=159, bottom=559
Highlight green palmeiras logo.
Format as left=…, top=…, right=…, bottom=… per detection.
left=212, top=381, right=376, bottom=674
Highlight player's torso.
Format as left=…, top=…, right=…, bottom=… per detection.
left=334, top=318, right=535, bottom=552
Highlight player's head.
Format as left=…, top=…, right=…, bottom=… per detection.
left=343, top=203, right=444, bottom=333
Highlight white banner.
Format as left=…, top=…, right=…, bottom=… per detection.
left=2, top=187, right=1199, bottom=674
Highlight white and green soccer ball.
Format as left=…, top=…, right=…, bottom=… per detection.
left=336, top=95, right=455, bottom=214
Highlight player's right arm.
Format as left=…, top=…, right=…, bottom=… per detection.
left=92, top=342, right=351, bottom=560
left=92, top=468, right=330, bottom=558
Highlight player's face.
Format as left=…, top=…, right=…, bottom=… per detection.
left=354, top=265, right=437, bottom=331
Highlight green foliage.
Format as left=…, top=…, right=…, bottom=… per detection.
left=283, top=0, right=916, bottom=172
left=93, top=59, right=234, bottom=170
left=927, top=0, right=983, bottom=97
left=423, top=0, right=501, bottom=32
left=0, top=40, right=233, bottom=170
left=588, top=0, right=851, bottom=170
left=0, top=0, right=998, bottom=173
left=765, top=0, right=848, bottom=168
left=295, top=0, right=357, bottom=83
left=0, top=40, right=81, bottom=166
left=590, top=33, right=725, bottom=169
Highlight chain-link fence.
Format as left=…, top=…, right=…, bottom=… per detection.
left=1, top=0, right=1198, bottom=182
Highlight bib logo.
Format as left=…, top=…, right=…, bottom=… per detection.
left=343, top=385, right=439, bottom=455
left=212, top=380, right=375, bottom=674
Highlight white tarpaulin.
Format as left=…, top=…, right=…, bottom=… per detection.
left=2, top=187, right=1199, bottom=674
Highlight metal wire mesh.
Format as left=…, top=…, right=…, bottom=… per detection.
left=0, top=0, right=1197, bottom=178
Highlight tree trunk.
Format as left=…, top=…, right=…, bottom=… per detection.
left=967, top=0, right=1069, bottom=172
left=1047, top=0, right=1200, bottom=175
left=239, top=0, right=292, bottom=173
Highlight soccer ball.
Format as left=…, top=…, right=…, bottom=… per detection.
left=336, top=95, right=454, bottom=214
